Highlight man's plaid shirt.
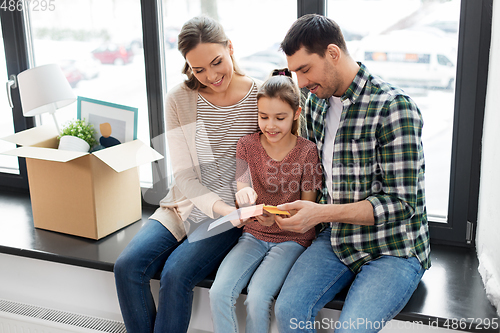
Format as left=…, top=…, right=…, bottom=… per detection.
left=301, top=63, right=431, bottom=273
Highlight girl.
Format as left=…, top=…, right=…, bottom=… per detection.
left=114, top=16, right=261, bottom=333
left=209, top=69, right=323, bottom=333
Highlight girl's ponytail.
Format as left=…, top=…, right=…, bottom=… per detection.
left=271, top=68, right=293, bottom=78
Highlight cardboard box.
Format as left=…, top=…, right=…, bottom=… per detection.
left=1, top=124, right=163, bottom=239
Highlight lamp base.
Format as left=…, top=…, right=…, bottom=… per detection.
left=58, top=135, right=90, bottom=152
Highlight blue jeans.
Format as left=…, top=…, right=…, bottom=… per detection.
left=275, top=227, right=425, bottom=333
left=210, top=232, right=306, bottom=333
left=114, top=218, right=241, bottom=333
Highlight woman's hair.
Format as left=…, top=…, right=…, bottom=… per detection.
left=177, top=15, right=244, bottom=90
left=281, top=14, right=348, bottom=58
left=257, top=68, right=301, bottom=135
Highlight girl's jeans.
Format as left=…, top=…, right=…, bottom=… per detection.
left=114, top=218, right=241, bottom=333
left=210, top=232, right=306, bottom=333
left=275, top=227, right=425, bottom=333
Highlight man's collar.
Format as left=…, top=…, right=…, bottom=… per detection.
left=341, top=62, right=368, bottom=104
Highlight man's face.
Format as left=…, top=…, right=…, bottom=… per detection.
left=286, top=46, right=340, bottom=99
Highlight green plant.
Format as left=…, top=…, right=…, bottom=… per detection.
left=58, top=118, right=98, bottom=148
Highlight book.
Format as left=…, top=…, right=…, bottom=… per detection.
left=263, top=205, right=291, bottom=216
left=207, top=204, right=290, bottom=231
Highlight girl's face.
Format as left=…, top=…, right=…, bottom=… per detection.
left=258, top=96, right=300, bottom=144
left=185, top=42, right=234, bottom=93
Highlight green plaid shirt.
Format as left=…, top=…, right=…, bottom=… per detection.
left=302, top=63, right=430, bottom=273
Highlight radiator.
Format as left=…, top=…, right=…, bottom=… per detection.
left=0, top=299, right=126, bottom=333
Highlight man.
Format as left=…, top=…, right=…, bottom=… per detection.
left=274, top=14, right=431, bottom=333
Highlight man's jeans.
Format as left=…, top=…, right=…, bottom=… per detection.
left=275, top=227, right=425, bottom=333
left=114, top=219, right=241, bottom=333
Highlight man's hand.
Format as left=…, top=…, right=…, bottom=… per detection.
left=275, top=200, right=375, bottom=231
left=235, top=187, right=258, bottom=207
left=275, top=200, right=321, bottom=234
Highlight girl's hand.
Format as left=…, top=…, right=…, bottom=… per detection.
left=235, top=187, right=258, bottom=207
left=256, top=212, right=276, bottom=227
left=235, top=217, right=256, bottom=228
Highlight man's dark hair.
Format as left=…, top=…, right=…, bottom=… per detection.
left=280, top=14, right=348, bottom=57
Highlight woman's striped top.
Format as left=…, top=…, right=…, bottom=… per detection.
left=188, top=81, right=259, bottom=223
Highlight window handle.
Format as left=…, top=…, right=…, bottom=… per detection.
left=6, top=74, right=17, bottom=108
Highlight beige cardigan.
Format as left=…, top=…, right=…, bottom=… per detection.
left=149, top=80, right=260, bottom=241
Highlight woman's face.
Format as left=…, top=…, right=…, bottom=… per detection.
left=185, top=42, right=234, bottom=93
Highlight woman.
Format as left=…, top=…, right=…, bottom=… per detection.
left=114, top=16, right=260, bottom=333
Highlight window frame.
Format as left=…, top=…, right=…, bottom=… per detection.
left=0, top=8, right=32, bottom=191
left=433, top=0, right=492, bottom=247
left=139, top=0, right=168, bottom=205
left=0, top=0, right=493, bottom=247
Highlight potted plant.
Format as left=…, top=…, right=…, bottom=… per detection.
left=58, top=119, right=97, bottom=152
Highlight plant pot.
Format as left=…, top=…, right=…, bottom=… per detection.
left=58, top=135, right=90, bottom=152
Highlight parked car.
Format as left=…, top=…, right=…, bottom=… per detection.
left=164, top=27, right=179, bottom=49
left=91, top=43, right=133, bottom=65
left=64, top=55, right=100, bottom=81
left=129, top=38, right=143, bottom=53
left=355, top=28, right=457, bottom=89
left=239, top=47, right=287, bottom=80
left=59, top=60, right=83, bottom=88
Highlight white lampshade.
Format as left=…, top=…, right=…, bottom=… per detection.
left=17, top=63, right=76, bottom=116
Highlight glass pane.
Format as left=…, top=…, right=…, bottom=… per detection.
left=28, top=0, right=152, bottom=186
left=328, top=0, right=459, bottom=222
left=0, top=16, right=20, bottom=175
left=162, top=0, right=296, bottom=90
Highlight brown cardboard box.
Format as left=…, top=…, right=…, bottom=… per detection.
left=2, top=125, right=163, bottom=239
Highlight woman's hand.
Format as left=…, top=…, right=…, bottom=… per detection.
left=212, top=200, right=236, bottom=217
left=235, top=187, right=258, bottom=207
left=213, top=200, right=253, bottom=228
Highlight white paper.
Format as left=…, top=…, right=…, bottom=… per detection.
left=207, top=204, right=264, bottom=231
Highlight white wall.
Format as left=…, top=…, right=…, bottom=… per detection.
left=476, top=0, right=500, bottom=318
left=0, top=253, right=461, bottom=332
left=0, top=253, right=124, bottom=321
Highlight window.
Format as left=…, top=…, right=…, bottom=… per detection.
left=1, top=0, right=492, bottom=246
left=328, top=0, right=460, bottom=222
left=310, top=0, right=491, bottom=245
left=27, top=0, right=152, bottom=186
left=161, top=0, right=296, bottom=91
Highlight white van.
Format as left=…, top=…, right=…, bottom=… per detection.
left=353, top=28, right=457, bottom=89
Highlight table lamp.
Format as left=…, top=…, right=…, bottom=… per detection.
left=17, top=63, right=76, bottom=134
